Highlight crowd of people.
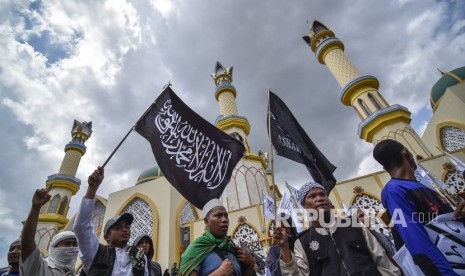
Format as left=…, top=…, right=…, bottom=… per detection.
left=2, top=139, right=465, bottom=275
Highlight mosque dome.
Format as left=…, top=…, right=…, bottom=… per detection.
left=430, top=66, right=465, bottom=111
left=136, top=165, right=164, bottom=185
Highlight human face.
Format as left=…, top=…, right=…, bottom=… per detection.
left=204, top=206, right=229, bottom=238
left=302, top=188, right=330, bottom=212
left=8, top=241, right=21, bottom=265
left=104, top=220, right=131, bottom=247
left=56, top=238, right=78, bottom=248
left=138, top=238, right=151, bottom=254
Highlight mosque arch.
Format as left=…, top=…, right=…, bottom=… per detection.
left=368, top=93, right=382, bottom=109
left=57, top=196, right=68, bottom=215
left=443, top=170, right=465, bottom=195
left=231, top=221, right=265, bottom=257
left=221, top=164, right=270, bottom=211
left=117, top=193, right=159, bottom=261
left=36, top=227, right=57, bottom=251
left=176, top=199, right=199, bottom=264
left=437, top=122, right=465, bottom=152
left=47, top=194, right=61, bottom=213
left=92, top=197, right=107, bottom=236
left=358, top=99, right=372, bottom=117
left=349, top=186, right=383, bottom=213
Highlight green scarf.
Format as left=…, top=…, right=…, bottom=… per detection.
left=179, top=230, right=236, bottom=276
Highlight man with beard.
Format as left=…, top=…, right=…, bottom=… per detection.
left=373, top=139, right=465, bottom=276
left=20, top=188, right=79, bottom=276
left=74, top=167, right=148, bottom=276
left=134, top=234, right=162, bottom=276
left=179, top=198, right=256, bottom=276
left=1, top=239, right=21, bottom=276
left=275, top=182, right=401, bottom=275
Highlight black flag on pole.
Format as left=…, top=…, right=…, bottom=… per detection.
left=135, top=87, right=246, bottom=209
left=268, top=91, right=337, bottom=192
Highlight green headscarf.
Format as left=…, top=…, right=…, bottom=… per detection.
left=179, top=230, right=236, bottom=276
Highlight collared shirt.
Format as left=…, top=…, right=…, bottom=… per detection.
left=280, top=224, right=401, bottom=276
left=20, top=247, right=75, bottom=276
left=194, top=251, right=242, bottom=276
left=74, top=197, right=148, bottom=276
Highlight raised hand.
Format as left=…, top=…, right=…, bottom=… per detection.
left=86, top=167, right=104, bottom=199
left=32, top=188, right=51, bottom=209
left=213, top=259, right=234, bottom=276
left=235, top=248, right=255, bottom=267
left=88, top=167, right=104, bottom=189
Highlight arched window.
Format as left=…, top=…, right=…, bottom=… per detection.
left=122, top=198, right=154, bottom=243
left=40, top=203, right=48, bottom=214
left=92, top=200, right=106, bottom=236
left=358, top=99, right=372, bottom=116
left=368, top=93, right=382, bottom=109
left=444, top=170, right=465, bottom=195
left=180, top=202, right=197, bottom=225
left=58, top=196, right=68, bottom=215
left=351, top=187, right=388, bottom=235
left=232, top=223, right=265, bottom=257
left=48, top=194, right=61, bottom=213
left=351, top=194, right=383, bottom=213
left=441, top=126, right=465, bottom=152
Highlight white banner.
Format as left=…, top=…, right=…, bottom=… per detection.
left=263, top=195, right=276, bottom=220
left=393, top=213, right=465, bottom=275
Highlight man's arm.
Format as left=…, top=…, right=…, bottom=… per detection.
left=361, top=226, right=401, bottom=275
left=384, top=186, right=456, bottom=276
left=73, top=167, right=104, bottom=274
left=235, top=248, right=256, bottom=276
left=21, top=188, right=51, bottom=262
left=274, top=226, right=309, bottom=276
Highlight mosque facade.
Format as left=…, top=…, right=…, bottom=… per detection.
left=34, top=20, right=465, bottom=271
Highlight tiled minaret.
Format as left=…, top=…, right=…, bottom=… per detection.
left=36, top=120, right=92, bottom=252
left=303, top=21, right=432, bottom=158
left=211, top=62, right=272, bottom=211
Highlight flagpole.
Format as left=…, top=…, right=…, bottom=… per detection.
left=267, top=90, right=279, bottom=228
left=101, top=126, right=135, bottom=168
left=101, top=83, right=172, bottom=168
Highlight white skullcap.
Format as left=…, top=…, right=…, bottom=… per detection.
left=202, top=198, right=224, bottom=217
left=50, top=231, right=76, bottom=248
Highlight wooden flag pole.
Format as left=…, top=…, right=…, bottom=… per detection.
left=101, top=83, right=172, bottom=168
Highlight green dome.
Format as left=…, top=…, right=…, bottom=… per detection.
left=430, top=66, right=465, bottom=111
left=136, top=165, right=163, bottom=185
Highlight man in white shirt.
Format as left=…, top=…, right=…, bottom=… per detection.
left=74, top=167, right=148, bottom=276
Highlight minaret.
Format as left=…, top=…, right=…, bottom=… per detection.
left=211, top=61, right=251, bottom=152
left=36, top=120, right=92, bottom=252
left=211, top=62, right=272, bottom=211
left=303, top=20, right=432, bottom=158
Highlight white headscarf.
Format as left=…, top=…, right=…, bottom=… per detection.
left=45, top=231, right=79, bottom=271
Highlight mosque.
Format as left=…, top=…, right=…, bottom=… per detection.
left=32, top=21, right=465, bottom=271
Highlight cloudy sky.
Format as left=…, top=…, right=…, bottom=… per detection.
left=0, top=0, right=464, bottom=266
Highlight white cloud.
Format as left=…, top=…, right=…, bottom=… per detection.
left=0, top=0, right=464, bottom=267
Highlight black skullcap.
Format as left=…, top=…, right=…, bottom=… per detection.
left=373, top=139, right=404, bottom=168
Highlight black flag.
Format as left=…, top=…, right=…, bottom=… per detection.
left=268, top=91, right=337, bottom=192
left=135, top=87, right=246, bottom=209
